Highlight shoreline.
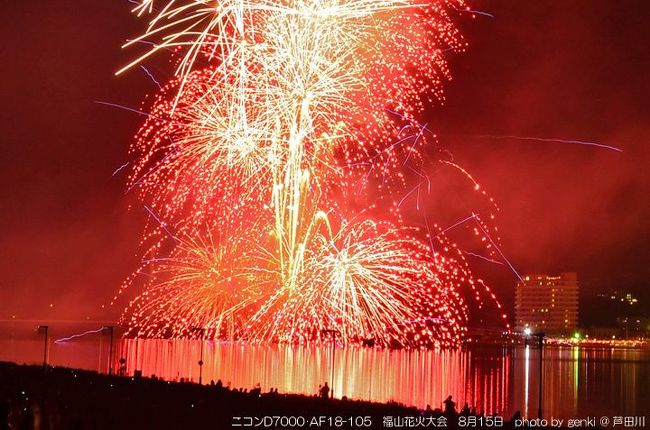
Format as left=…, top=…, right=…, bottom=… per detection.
left=0, top=361, right=607, bottom=429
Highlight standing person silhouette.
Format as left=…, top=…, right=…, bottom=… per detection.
left=319, top=382, right=330, bottom=400
left=443, top=395, right=457, bottom=415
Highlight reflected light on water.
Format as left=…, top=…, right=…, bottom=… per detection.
left=1, top=325, right=648, bottom=420
left=120, top=340, right=510, bottom=414
left=523, top=345, right=529, bottom=418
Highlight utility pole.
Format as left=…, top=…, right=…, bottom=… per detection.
left=37, top=325, right=48, bottom=367
left=191, top=327, right=206, bottom=384
left=321, top=329, right=340, bottom=398
left=103, top=326, right=115, bottom=375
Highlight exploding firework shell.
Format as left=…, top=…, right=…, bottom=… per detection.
left=117, top=0, right=508, bottom=347
left=245, top=220, right=468, bottom=348
left=122, top=225, right=277, bottom=339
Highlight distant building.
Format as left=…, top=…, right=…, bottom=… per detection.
left=617, top=317, right=650, bottom=338
left=597, top=290, right=639, bottom=305
left=515, top=272, right=579, bottom=333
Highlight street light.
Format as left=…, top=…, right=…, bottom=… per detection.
left=103, top=326, right=115, bottom=375
left=37, top=325, right=48, bottom=367
left=191, top=327, right=205, bottom=384
left=321, top=329, right=340, bottom=398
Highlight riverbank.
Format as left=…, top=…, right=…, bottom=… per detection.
left=0, top=362, right=604, bottom=429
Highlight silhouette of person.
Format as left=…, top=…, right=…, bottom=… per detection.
left=118, top=357, right=127, bottom=377
left=424, top=404, right=433, bottom=416
left=319, top=382, right=330, bottom=400
left=443, top=395, right=456, bottom=415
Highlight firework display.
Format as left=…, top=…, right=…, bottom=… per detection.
left=116, top=0, right=506, bottom=347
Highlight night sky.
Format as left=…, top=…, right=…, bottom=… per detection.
left=0, top=1, right=648, bottom=325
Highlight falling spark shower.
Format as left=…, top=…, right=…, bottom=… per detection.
left=114, top=0, right=507, bottom=347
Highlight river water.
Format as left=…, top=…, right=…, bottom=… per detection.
left=1, top=322, right=647, bottom=420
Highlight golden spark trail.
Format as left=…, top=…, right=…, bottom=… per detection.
left=115, top=0, right=507, bottom=346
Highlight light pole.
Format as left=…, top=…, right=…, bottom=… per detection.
left=37, top=325, right=48, bottom=367
left=192, top=327, right=205, bottom=384
left=103, top=326, right=114, bottom=375
left=321, top=329, right=340, bottom=398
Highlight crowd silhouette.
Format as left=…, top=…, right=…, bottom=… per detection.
left=0, top=362, right=556, bottom=429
